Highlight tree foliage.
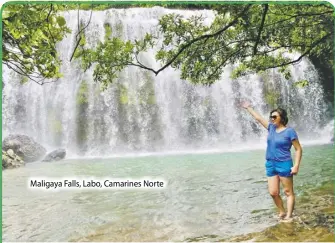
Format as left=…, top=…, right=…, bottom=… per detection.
left=74, top=3, right=334, bottom=86
left=2, top=3, right=334, bottom=87
left=2, top=4, right=71, bottom=84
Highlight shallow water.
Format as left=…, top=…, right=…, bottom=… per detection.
left=2, top=144, right=333, bottom=242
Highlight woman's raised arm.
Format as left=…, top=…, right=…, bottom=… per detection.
left=241, top=101, right=269, bottom=130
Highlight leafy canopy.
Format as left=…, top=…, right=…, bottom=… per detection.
left=74, top=3, right=333, bottom=87
left=2, top=3, right=333, bottom=87
left=2, top=4, right=73, bottom=84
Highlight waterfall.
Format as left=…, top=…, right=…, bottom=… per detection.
left=2, top=7, right=333, bottom=157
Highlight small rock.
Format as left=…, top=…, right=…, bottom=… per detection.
left=6, top=149, right=15, bottom=158
left=2, top=150, right=24, bottom=169
left=42, top=149, right=66, bottom=162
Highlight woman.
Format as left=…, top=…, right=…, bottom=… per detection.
left=242, top=101, right=303, bottom=222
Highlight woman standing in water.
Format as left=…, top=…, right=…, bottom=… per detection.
left=242, top=101, right=303, bottom=222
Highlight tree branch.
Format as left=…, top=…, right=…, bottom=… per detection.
left=262, top=9, right=332, bottom=30
left=46, top=4, right=57, bottom=47
left=127, top=62, right=158, bottom=73
left=180, top=36, right=210, bottom=65
left=253, top=4, right=268, bottom=55
left=5, top=57, right=43, bottom=79
left=5, top=62, right=46, bottom=85
left=70, top=8, right=93, bottom=61
left=207, top=48, right=244, bottom=81
left=134, top=54, right=149, bottom=69
left=269, top=9, right=333, bottom=18
left=77, top=7, right=80, bottom=32
left=69, top=36, right=82, bottom=62
left=263, top=32, right=332, bottom=69
left=46, top=4, right=53, bottom=22
left=75, top=9, right=93, bottom=40
left=153, top=4, right=251, bottom=75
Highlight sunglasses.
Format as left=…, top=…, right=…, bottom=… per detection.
left=270, top=115, right=278, bottom=120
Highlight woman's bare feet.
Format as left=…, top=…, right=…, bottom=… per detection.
left=278, top=212, right=286, bottom=219
left=280, top=216, right=293, bottom=223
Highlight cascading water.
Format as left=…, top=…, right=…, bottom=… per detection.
left=2, top=7, right=333, bottom=157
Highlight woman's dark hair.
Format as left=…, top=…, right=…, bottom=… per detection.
left=270, top=108, right=288, bottom=125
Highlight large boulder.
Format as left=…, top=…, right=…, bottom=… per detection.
left=2, top=149, right=24, bottom=169
left=2, top=134, right=46, bottom=162
left=42, top=149, right=66, bottom=162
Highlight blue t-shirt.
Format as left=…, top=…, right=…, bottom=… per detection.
left=266, top=123, right=298, bottom=162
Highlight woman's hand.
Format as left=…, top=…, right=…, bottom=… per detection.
left=290, top=165, right=299, bottom=175
left=240, top=101, right=268, bottom=129
left=292, top=140, right=302, bottom=175
left=241, top=101, right=251, bottom=109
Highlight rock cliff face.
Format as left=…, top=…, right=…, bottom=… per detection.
left=309, top=54, right=334, bottom=108
left=2, top=134, right=46, bottom=162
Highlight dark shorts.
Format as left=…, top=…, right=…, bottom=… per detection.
left=265, top=160, right=293, bottom=177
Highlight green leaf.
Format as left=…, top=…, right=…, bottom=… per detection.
left=294, top=80, right=309, bottom=88
left=284, top=71, right=291, bottom=80
left=2, top=10, right=10, bottom=19
left=56, top=16, right=66, bottom=27
left=20, top=76, right=29, bottom=84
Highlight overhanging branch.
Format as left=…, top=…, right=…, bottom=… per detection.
left=154, top=5, right=251, bottom=75
left=69, top=8, right=93, bottom=62
left=129, top=4, right=251, bottom=76
left=5, top=62, right=47, bottom=85
left=253, top=4, right=268, bottom=55
left=263, top=32, right=332, bottom=69
left=46, top=4, right=57, bottom=47
left=207, top=48, right=244, bottom=81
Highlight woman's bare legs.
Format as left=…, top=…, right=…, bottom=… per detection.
left=280, top=176, right=295, bottom=220
left=268, top=175, right=286, bottom=218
